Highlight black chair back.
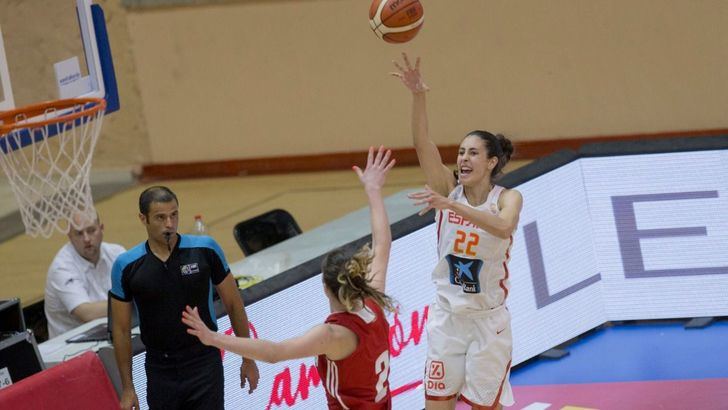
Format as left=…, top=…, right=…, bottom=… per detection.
left=233, top=209, right=302, bottom=256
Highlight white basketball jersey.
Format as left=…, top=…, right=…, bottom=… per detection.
left=432, top=185, right=513, bottom=314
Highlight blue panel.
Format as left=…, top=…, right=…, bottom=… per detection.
left=91, top=4, right=120, bottom=113
left=511, top=320, right=728, bottom=385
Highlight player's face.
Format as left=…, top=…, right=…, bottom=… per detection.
left=457, top=135, right=497, bottom=186
left=68, top=216, right=104, bottom=264
left=141, top=200, right=179, bottom=243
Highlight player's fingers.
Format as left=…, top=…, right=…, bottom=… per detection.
left=403, top=52, right=412, bottom=69
left=411, top=198, right=429, bottom=207
left=392, top=61, right=405, bottom=73
left=415, top=56, right=421, bottom=71
left=385, top=158, right=396, bottom=172
left=352, top=166, right=363, bottom=178
left=367, top=146, right=375, bottom=167
left=380, top=148, right=392, bottom=167
left=374, top=145, right=386, bottom=166
left=184, top=318, right=201, bottom=330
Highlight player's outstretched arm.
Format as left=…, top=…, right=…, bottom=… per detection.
left=182, top=306, right=348, bottom=363
left=353, top=146, right=395, bottom=294
left=391, top=52, right=454, bottom=196
left=409, top=186, right=523, bottom=239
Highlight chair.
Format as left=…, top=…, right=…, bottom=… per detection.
left=233, top=209, right=302, bottom=256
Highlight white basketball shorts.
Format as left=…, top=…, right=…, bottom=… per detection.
left=424, top=303, right=514, bottom=408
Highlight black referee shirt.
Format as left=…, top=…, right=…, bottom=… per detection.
left=110, top=234, right=230, bottom=351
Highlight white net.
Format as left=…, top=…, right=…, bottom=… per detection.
left=0, top=98, right=105, bottom=237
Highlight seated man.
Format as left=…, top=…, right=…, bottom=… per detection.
left=44, top=213, right=126, bottom=338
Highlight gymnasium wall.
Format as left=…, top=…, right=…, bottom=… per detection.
left=8, top=0, right=728, bottom=169
left=124, top=0, right=728, bottom=165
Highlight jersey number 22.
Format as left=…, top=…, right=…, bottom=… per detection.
left=454, top=230, right=479, bottom=256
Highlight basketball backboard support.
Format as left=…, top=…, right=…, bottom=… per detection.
left=0, top=0, right=118, bottom=114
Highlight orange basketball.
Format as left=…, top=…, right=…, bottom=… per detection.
left=369, top=0, right=424, bottom=44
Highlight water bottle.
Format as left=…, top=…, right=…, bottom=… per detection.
left=192, top=214, right=206, bottom=235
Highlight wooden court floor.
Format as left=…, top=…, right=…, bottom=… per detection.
left=0, top=161, right=529, bottom=308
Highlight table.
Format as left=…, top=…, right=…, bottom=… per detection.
left=39, top=318, right=110, bottom=366
left=230, top=188, right=419, bottom=286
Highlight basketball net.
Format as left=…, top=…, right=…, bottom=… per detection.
left=0, top=98, right=106, bottom=238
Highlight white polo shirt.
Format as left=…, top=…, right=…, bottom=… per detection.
left=44, top=242, right=126, bottom=338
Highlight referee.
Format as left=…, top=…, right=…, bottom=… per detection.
left=110, top=186, right=259, bottom=409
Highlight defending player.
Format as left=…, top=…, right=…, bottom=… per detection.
left=183, top=146, right=397, bottom=409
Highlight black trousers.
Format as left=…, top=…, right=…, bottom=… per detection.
left=145, top=344, right=224, bottom=410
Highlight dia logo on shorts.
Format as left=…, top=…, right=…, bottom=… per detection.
left=427, top=361, right=447, bottom=390
left=428, top=360, right=445, bottom=380
left=427, top=380, right=446, bottom=390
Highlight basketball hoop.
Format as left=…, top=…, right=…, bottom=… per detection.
left=0, top=98, right=106, bottom=238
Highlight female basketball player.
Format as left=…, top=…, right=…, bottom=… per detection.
left=183, top=146, right=397, bottom=409
left=392, top=53, right=523, bottom=410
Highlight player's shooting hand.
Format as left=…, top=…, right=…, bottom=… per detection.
left=391, top=52, right=429, bottom=94
left=408, top=185, right=452, bottom=215
left=182, top=306, right=215, bottom=346
left=240, top=359, right=260, bottom=394
left=353, top=145, right=396, bottom=191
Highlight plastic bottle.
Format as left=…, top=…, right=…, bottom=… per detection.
left=192, top=214, right=206, bottom=235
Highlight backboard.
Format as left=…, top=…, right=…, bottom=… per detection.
left=0, top=0, right=118, bottom=114
left=0, top=0, right=118, bottom=237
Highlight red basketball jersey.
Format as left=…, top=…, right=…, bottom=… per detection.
left=317, top=299, right=392, bottom=409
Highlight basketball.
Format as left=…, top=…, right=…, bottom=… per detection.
left=369, top=0, right=424, bottom=44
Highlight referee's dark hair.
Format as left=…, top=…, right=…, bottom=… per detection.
left=139, top=186, right=178, bottom=217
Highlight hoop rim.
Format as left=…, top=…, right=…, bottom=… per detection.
left=0, top=97, right=106, bottom=134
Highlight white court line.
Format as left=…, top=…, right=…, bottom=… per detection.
left=521, top=403, right=552, bottom=410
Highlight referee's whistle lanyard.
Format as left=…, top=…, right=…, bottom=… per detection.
left=164, top=232, right=172, bottom=252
